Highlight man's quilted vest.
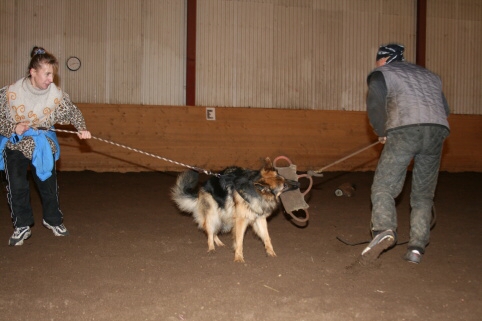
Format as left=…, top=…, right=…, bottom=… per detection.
left=371, top=62, right=449, bottom=132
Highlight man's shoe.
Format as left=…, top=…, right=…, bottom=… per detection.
left=9, top=226, right=32, bottom=246
left=43, top=220, right=70, bottom=236
left=360, top=230, right=397, bottom=263
left=404, top=249, right=422, bottom=264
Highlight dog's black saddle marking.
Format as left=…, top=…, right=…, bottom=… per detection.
left=204, top=175, right=230, bottom=208
left=204, top=167, right=262, bottom=208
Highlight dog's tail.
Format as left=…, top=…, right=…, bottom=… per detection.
left=171, top=170, right=199, bottom=214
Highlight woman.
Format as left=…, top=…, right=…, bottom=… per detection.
left=0, top=46, right=91, bottom=246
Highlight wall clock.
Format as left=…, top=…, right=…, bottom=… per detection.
left=66, top=56, right=81, bottom=71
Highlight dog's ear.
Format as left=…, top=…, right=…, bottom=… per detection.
left=254, top=182, right=270, bottom=193
left=262, top=157, right=274, bottom=171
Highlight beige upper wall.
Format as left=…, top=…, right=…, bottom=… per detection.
left=0, top=0, right=186, bottom=105
left=427, top=0, right=482, bottom=114
left=196, top=0, right=417, bottom=110
left=0, top=0, right=480, bottom=114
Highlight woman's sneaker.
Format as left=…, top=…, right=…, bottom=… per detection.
left=9, top=226, right=32, bottom=246
left=359, top=229, right=397, bottom=264
left=42, top=220, right=70, bottom=236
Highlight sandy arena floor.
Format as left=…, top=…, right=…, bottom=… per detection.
left=0, top=170, right=480, bottom=321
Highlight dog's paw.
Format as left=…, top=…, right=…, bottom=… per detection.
left=234, top=254, right=245, bottom=263
left=207, top=247, right=216, bottom=253
left=266, top=249, right=277, bottom=257
left=234, top=252, right=244, bottom=263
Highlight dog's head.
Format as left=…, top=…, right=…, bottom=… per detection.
left=255, top=157, right=300, bottom=198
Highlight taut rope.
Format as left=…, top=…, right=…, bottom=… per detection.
left=50, top=128, right=221, bottom=177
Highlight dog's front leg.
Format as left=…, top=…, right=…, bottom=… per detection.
left=233, top=217, right=249, bottom=263
left=253, top=217, right=276, bottom=258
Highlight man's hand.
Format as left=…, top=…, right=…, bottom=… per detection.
left=378, top=136, right=387, bottom=144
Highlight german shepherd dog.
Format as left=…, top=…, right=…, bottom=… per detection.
left=171, top=158, right=299, bottom=263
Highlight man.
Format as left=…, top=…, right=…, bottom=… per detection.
left=360, top=44, right=450, bottom=264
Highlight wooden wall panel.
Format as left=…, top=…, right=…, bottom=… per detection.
left=55, top=104, right=482, bottom=173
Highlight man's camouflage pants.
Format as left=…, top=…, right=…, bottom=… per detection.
left=371, top=125, right=449, bottom=252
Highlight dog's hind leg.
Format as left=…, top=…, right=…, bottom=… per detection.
left=233, top=217, right=249, bottom=263
left=252, top=217, right=276, bottom=258
left=203, top=212, right=225, bottom=252
left=214, top=235, right=225, bottom=247
left=204, top=223, right=218, bottom=253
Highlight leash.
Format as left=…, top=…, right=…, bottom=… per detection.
left=336, top=205, right=437, bottom=247
left=336, top=236, right=408, bottom=246
left=273, top=142, right=382, bottom=223
left=315, top=140, right=438, bottom=247
left=307, top=141, right=381, bottom=176
left=48, top=128, right=221, bottom=177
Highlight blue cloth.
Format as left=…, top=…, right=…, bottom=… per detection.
left=0, top=136, right=7, bottom=168
left=0, top=128, right=60, bottom=181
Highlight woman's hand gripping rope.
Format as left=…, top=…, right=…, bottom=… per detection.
left=77, top=130, right=91, bottom=139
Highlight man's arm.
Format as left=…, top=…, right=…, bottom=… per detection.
left=366, top=71, right=388, bottom=137
left=442, top=92, right=450, bottom=117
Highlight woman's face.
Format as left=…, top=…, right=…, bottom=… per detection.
left=30, top=63, right=54, bottom=90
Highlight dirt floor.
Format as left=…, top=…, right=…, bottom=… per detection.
left=0, top=169, right=480, bottom=321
